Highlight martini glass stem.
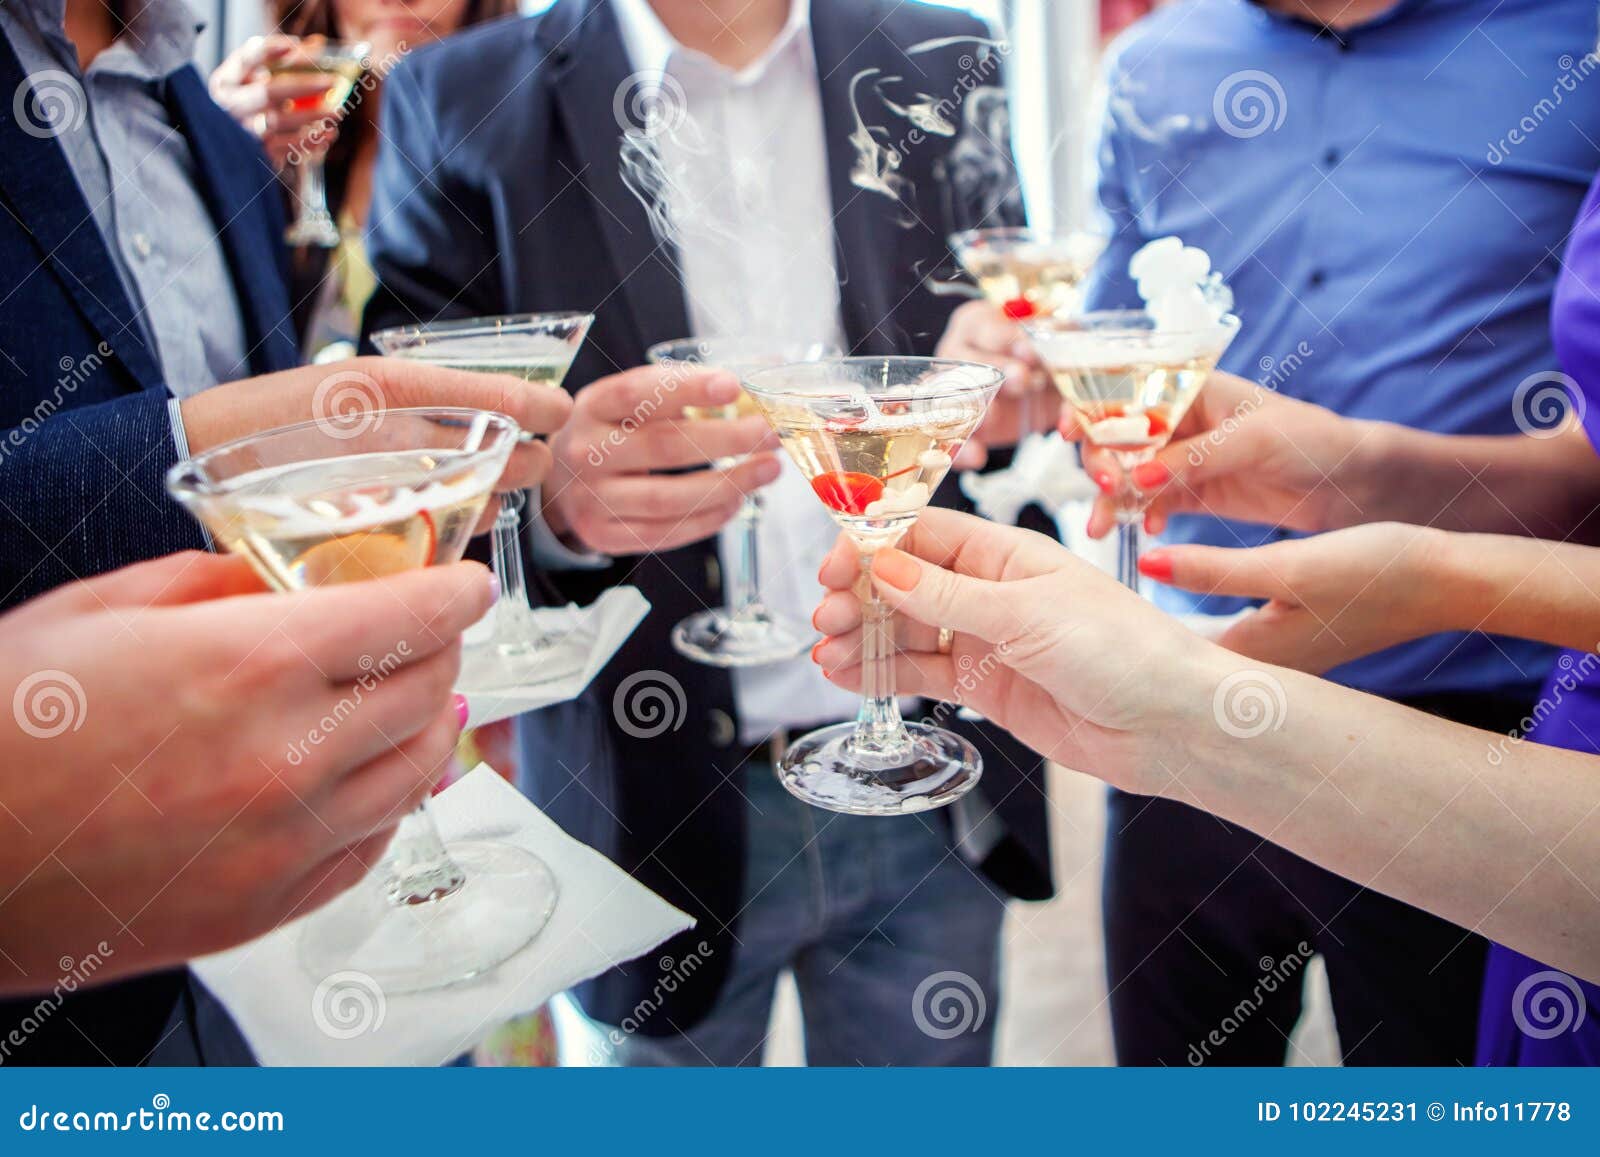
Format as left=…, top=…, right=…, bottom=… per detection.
left=1116, top=520, right=1142, bottom=596
left=383, top=803, right=466, bottom=904
left=726, top=492, right=763, bottom=619
left=852, top=550, right=913, bottom=758
left=491, top=490, right=545, bottom=648
left=291, top=155, right=337, bottom=242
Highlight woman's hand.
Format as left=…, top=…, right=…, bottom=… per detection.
left=1067, top=371, right=1377, bottom=539
left=210, top=35, right=343, bottom=170
left=1142, top=522, right=1457, bottom=674
left=808, top=507, right=1233, bottom=790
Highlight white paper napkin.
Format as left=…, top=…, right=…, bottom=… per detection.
left=190, top=766, right=693, bottom=1066
left=960, top=432, right=1098, bottom=525
left=456, top=586, right=650, bottom=729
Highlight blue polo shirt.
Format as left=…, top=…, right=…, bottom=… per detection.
left=1086, top=0, right=1600, bottom=700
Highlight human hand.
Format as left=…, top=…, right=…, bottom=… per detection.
left=808, top=507, right=1233, bottom=789
left=209, top=35, right=345, bottom=169
left=0, top=551, right=495, bottom=992
left=541, top=365, right=781, bottom=554
left=1065, top=371, right=1375, bottom=539
left=936, top=300, right=1058, bottom=468
left=1143, top=522, right=1456, bottom=673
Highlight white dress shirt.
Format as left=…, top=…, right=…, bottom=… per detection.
left=612, top=0, right=876, bottom=743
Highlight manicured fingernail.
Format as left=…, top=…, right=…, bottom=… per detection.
left=1138, top=553, right=1174, bottom=583
left=706, top=373, right=740, bottom=402
left=487, top=573, right=501, bottom=603
left=811, top=639, right=830, bottom=665
left=811, top=605, right=823, bottom=631
left=453, top=693, right=470, bottom=730
left=1093, top=471, right=1115, bottom=494
left=1133, top=462, right=1171, bottom=489
left=755, top=457, right=781, bottom=484
left=872, top=549, right=921, bottom=592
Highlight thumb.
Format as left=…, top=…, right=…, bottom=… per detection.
left=868, top=548, right=1022, bottom=646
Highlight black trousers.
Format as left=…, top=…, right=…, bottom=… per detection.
left=1102, top=689, right=1530, bottom=1067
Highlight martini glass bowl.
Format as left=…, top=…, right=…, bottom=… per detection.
left=167, top=407, right=559, bottom=993
left=646, top=336, right=837, bottom=667
left=1023, top=309, right=1240, bottom=592
left=373, top=313, right=594, bottom=688
left=741, top=357, right=1001, bottom=816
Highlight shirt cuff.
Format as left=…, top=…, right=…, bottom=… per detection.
left=168, top=398, right=215, bottom=552
left=525, top=485, right=612, bottom=570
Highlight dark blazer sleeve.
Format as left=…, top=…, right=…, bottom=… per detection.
left=1, top=391, right=204, bottom=605
left=361, top=62, right=502, bottom=342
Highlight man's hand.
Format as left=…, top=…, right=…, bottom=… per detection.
left=178, top=357, right=574, bottom=500
left=542, top=365, right=780, bottom=555
left=937, top=300, right=1059, bottom=468
left=0, top=552, right=496, bottom=993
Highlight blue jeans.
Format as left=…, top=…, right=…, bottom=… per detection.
left=612, top=763, right=1006, bottom=1066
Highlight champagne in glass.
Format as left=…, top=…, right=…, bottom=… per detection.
left=167, top=407, right=559, bottom=993
left=741, top=358, right=1001, bottom=815
left=646, top=336, right=836, bottom=668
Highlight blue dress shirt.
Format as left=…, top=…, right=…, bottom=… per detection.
left=1086, top=0, right=1600, bottom=699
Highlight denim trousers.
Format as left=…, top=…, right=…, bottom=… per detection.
left=612, top=763, right=1007, bottom=1066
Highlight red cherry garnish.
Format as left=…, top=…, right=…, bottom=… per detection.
left=811, top=471, right=884, bottom=514
left=1001, top=296, right=1037, bottom=320
left=1145, top=410, right=1169, bottom=438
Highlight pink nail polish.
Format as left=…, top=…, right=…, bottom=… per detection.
left=453, top=693, right=470, bottom=730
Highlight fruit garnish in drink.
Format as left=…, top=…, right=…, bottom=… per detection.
left=811, top=470, right=883, bottom=514
left=950, top=228, right=1106, bottom=320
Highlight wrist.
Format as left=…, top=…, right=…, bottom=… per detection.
left=1326, top=417, right=1395, bottom=529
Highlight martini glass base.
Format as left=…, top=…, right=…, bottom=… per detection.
left=297, top=842, right=558, bottom=995
left=775, top=721, right=982, bottom=816
left=671, top=607, right=814, bottom=668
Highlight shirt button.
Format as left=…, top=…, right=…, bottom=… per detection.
left=1322, top=147, right=1340, bottom=167
left=708, top=709, right=736, bottom=748
left=1308, top=270, right=1327, bottom=289
left=130, top=232, right=152, bottom=260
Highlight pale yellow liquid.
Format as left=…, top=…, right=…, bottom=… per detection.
left=755, top=400, right=982, bottom=550
left=1047, top=358, right=1216, bottom=453
left=387, top=345, right=573, bottom=388
left=962, top=250, right=1097, bottom=317
left=269, top=59, right=363, bottom=113
left=203, top=450, right=496, bottom=591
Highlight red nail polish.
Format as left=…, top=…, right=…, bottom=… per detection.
left=1138, top=554, right=1174, bottom=583
left=1093, top=471, right=1115, bottom=495
left=1133, top=462, right=1171, bottom=489
left=453, top=693, right=470, bottom=730
left=811, top=640, right=829, bottom=665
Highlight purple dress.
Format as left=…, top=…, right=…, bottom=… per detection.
left=1474, top=175, right=1600, bottom=1066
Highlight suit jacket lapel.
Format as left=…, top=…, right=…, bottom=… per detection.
left=0, top=35, right=165, bottom=392
left=811, top=0, right=911, bottom=355
left=543, top=0, right=691, bottom=357
left=163, top=66, right=298, bottom=375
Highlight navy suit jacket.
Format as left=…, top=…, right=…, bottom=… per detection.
left=365, top=0, right=1055, bottom=1032
left=0, top=45, right=297, bottom=1065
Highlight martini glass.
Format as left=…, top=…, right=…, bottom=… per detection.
left=167, top=407, right=560, bottom=992
left=646, top=336, right=837, bottom=667
left=275, top=39, right=370, bottom=249
left=1023, top=309, right=1240, bottom=593
left=741, top=357, right=1002, bottom=815
left=950, top=227, right=1106, bottom=439
left=372, top=313, right=594, bottom=688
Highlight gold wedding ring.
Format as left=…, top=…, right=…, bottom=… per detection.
left=937, top=627, right=954, bottom=655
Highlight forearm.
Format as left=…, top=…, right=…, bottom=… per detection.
left=1432, top=531, right=1600, bottom=650
left=1344, top=421, right=1600, bottom=540
left=1176, top=661, right=1600, bottom=981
